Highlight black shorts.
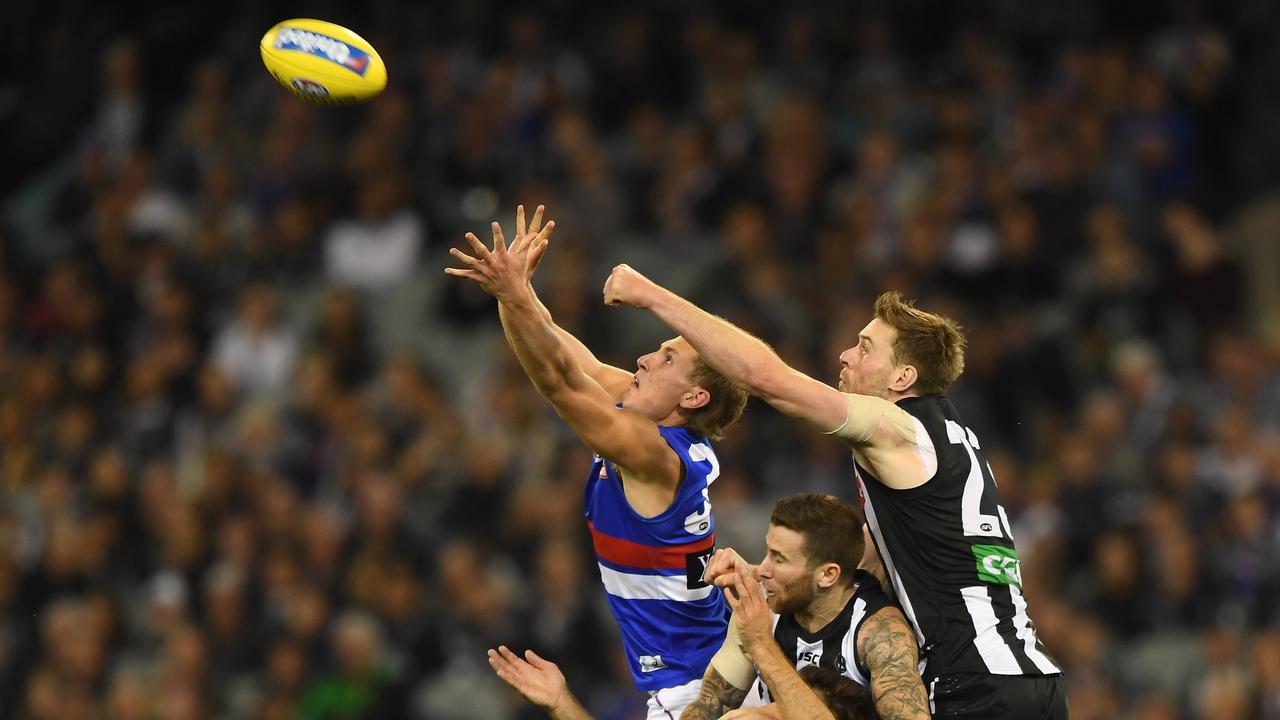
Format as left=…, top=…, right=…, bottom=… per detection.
left=930, top=673, right=1069, bottom=720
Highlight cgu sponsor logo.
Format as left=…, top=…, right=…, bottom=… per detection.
left=275, top=27, right=371, bottom=76
left=973, top=544, right=1022, bottom=588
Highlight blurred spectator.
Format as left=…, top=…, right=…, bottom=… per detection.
left=2, top=3, right=1280, bottom=718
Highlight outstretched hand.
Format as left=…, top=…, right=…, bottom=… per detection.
left=507, top=204, right=552, bottom=280
left=487, top=645, right=570, bottom=711
left=446, top=212, right=555, bottom=301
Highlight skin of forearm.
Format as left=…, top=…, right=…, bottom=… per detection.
left=497, top=288, right=580, bottom=397
left=860, top=614, right=931, bottom=720
left=647, top=288, right=781, bottom=394
left=548, top=692, right=593, bottom=720
left=680, top=668, right=751, bottom=720
left=531, top=287, right=607, bottom=377
left=751, top=642, right=836, bottom=720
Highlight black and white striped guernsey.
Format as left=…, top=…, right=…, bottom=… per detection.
left=755, top=570, right=892, bottom=703
left=855, top=394, right=1062, bottom=683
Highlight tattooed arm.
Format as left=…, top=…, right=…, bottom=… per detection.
left=857, top=607, right=931, bottom=720
left=680, top=667, right=752, bottom=720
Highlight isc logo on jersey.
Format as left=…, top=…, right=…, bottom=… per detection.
left=274, top=27, right=371, bottom=75
left=973, top=545, right=1022, bottom=588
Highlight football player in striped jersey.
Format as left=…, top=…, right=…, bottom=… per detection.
left=448, top=207, right=747, bottom=719
left=605, top=266, right=1067, bottom=719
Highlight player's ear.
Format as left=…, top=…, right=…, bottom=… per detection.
left=816, top=561, right=842, bottom=590
left=889, top=364, right=917, bottom=393
left=681, top=386, right=710, bottom=410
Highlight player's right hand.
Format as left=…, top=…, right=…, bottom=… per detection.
left=507, top=204, right=552, bottom=281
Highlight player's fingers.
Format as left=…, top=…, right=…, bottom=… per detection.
left=730, top=571, right=755, bottom=610
left=527, top=237, right=549, bottom=272
left=516, top=204, right=527, bottom=240
left=487, top=649, right=511, bottom=673
left=529, top=204, right=545, bottom=234
left=443, top=268, right=480, bottom=280
left=723, top=584, right=741, bottom=611
left=534, top=219, right=555, bottom=243
left=464, top=232, right=491, bottom=258
left=449, top=248, right=483, bottom=267
left=492, top=222, right=507, bottom=252
left=524, top=649, right=550, bottom=669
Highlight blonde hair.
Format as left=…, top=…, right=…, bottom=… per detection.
left=683, top=359, right=748, bottom=440
left=874, top=291, right=967, bottom=395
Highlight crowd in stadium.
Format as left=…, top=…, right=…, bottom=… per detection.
left=2, top=1, right=1280, bottom=718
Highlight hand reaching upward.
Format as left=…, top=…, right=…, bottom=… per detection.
left=445, top=214, right=555, bottom=301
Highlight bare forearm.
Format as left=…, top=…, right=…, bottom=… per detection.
left=751, top=643, right=836, bottom=720
left=646, top=288, right=782, bottom=395
left=680, top=668, right=750, bottom=720
left=498, top=289, right=580, bottom=396
left=532, top=288, right=616, bottom=383
left=548, top=693, right=593, bottom=720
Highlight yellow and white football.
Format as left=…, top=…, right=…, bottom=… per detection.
left=259, top=19, right=387, bottom=105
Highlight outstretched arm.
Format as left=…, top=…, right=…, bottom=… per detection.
left=604, top=265, right=931, bottom=489
left=857, top=607, right=930, bottom=720
left=448, top=223, right=677, bottom=485
left=487, top=646, right=593, bottom=720
left=604, top=264, right=847, bottom=433
left=510, top=205, right=633, bottom=399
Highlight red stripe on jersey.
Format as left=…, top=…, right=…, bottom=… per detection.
left=588, top=521, right=715, bottom=570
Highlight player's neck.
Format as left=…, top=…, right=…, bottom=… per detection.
left=885, top=389, right=918, bottom=404
left=794, top=583, right=856, bottom=634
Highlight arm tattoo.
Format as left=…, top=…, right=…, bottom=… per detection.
left=857, top=608, right=931, bottom=720
left=679, top=667, right=751, bottom=720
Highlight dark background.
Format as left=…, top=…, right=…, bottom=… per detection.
left=1, top=1, right=1279, bottom=718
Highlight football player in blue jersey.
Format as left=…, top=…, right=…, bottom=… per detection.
left=447, top=206, right=748, bottom=719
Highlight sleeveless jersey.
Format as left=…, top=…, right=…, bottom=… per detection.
left=584, top=424, right=728, bottom=691
left=854, top=395, right=1062, bottom=682
left=755, top=570, right=893, bottom=703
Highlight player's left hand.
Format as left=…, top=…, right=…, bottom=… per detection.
left=603, top=263, right=660, bottom=309
left=724, top=564, right=773, bottom=658
left=487, top=646, right=569, bottom=712
left=446, top=218, right=555, bottom=301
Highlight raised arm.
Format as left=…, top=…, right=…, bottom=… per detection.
left=447, top=222, right=677, bottom=486
left=856, top=607, right=930, bottom=720
left=603, top=264, right=847, bottom=433
left=510, top=205, right=633, bottom=399
left=605, top=265, right=931, bottom=489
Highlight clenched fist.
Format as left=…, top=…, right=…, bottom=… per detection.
left=603, top=264, right=660, bottom=309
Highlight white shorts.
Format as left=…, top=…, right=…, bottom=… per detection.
left=646, top=677, right=703, bottom=720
